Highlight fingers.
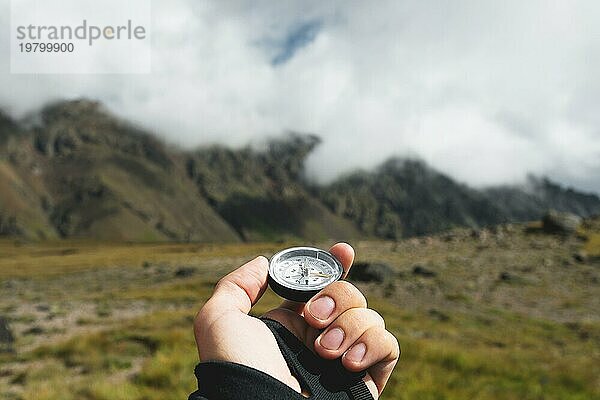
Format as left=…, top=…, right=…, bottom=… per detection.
left=304, top=280, right=367, bottom=328
left=342, top=327, right=400, bottom=395
left=304, top=274, right=399, bottom=396
left=202, top=256, right=269, bottom=317
left=313, top=308, right=384, bottom=359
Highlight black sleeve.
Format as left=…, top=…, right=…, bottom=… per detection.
left=189, top=317, right=373, bottom=400
left=188, top=360, right=306, bottom=400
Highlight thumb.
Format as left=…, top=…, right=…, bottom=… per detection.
left=206, top=256, right=269, bottom=315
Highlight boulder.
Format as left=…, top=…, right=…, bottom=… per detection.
left=428, top=309, right=450, bottom=322
left=542, top=210, right=581, bottom=234
left=499, top=271, right=513, bottom=281
left=347, top=262, right=395, bottom=283
left=175, top=266, right=196, bottom=278
left=412, top=264, right=437, bottom=278
left=573, top=251, right=588, bottom=263
left=23, top=326, right=44, bottom=335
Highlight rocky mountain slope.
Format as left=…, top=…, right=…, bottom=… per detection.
left=319, top=159, right=504, bottom=238
left=1, top=99, right=599, bottom=241
left=319, top=160, right=600, bottom=239
left=187, top=135, right=362, bottom=241
left=485, top=176, right=600, bottom=220
left=0, top=101, right=239, bottom=242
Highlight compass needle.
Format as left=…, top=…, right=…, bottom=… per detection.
left=310, top=272, right=332, bottom=278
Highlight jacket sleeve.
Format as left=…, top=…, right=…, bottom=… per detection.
left=188, top=360, right=306, bottom=400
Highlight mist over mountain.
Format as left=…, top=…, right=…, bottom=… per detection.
left=0, top=100, right=599, bottom=241
left=2, top=1, right=600, bottom=193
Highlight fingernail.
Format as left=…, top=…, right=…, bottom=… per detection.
left=345, top=343, right=366, bottom=362
left=320, top=328, right=344, bottom=350
left=308, top=296, right=335, bottom=320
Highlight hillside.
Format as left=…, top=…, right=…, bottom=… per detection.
left=319, top=159, right=505, bottom=238
left=0, top=101, right=239, bottom=242
left=486, top=175, right=600, bottom=220
left=1, top=99, right=599, bottom=241
left=319, top=159, right=600, bottom=238
left=187, top=135, right=362, bottom=241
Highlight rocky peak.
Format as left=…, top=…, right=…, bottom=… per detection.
left=33, top=99, right=172, bottom=169
left=264, top=132, right=321, bottom=180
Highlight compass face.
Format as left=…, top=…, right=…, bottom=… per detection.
left=269, top=247, right=343, bottom=293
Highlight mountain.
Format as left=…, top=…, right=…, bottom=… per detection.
left=319, top=159, right=506, bottom=238
left=0, top=100, right=239, bottom=241
left=320, top=161, right=600, bottom=239
left=485, top=176, right=600, bottom=221
left=0, top=100, right=360, bottom=242
left=186, top=134, right=363, bottom=241
left=1, top=99, right=599, bottom=241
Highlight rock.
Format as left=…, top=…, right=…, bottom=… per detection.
left=499, top=271, right=513, bottom=281
left=0, top=317, right=15, bottom=353
left=529, top=240, right=544, bottom=249
left=428, top=309, right=450, bottom=322
left=441, top=232, right=456, bottom=242
left=412, top=265, right=436, bottom=278
left=471, top=229, right=489, bottom=242
left=573, top=251, right=588, bottom=263
left=23, top=326, right=44, bottom=335
left=175, top=266, right=196, bottom=278
left=348, top=262, right=395, bottom=283
left=542, top=210, right=581, bottom=235
left=36, top=304, right=50, bottom=312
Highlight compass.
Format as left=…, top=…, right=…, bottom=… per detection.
left=268, top=247, right=344, bottom=302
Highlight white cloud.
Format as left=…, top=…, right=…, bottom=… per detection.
left=1, top=0, right=599, bottom=192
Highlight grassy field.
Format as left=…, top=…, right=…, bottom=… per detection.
left=0, top=221, right=599, bottom=399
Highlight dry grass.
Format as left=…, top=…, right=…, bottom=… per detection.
left=1, top=223, right=599, bottom=399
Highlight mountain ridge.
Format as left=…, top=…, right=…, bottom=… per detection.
left=1, top=99, right=598, bottom=241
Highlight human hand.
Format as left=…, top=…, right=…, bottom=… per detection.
left=193, top=243, right=400, bottom=399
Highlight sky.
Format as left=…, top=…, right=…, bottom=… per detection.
left=1, top=0, right=599, bottom=193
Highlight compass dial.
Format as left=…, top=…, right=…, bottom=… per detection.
left=268, top=247, right=343, bottom=302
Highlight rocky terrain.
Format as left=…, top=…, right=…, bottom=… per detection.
left=1, top=99, right=599, bottom=242
left=0, top=215, right=598, bottom=399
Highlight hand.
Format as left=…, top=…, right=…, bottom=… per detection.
left=194, top=243, right=400, bottom=399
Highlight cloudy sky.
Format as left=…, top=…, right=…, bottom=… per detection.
left=1, top=0, right=599, bottom=192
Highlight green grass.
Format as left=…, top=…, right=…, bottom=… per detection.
left=6, top=302, right=599, bottom=400
left=1, top=227, right=599, bottom=399
left=372, top=300, right=600, bottom=399
left=12, top=311, right=199, bottom=400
